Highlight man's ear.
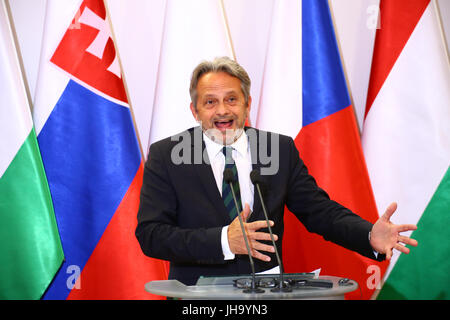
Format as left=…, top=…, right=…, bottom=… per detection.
left=245, top=96, right=252, bottom=122
left=190, top=102, right=198, bottom=121
left=246, top=96, right=252, bottom=115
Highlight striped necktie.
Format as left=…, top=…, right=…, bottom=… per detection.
left=221, top=146, right=242, bottom=220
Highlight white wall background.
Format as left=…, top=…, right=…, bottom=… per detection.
left=7, top=0, right=450, bottom=155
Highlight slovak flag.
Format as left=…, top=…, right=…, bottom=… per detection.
left=33, top=0, right=167, bottom=299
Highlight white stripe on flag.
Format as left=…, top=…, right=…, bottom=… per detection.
left=256, top=0, right=302, bottom=138
left=148, top=0, right=234, bottom=147
left=0, top=1, right=32, bottom=177
left=33, top=0, right=81, bottom=135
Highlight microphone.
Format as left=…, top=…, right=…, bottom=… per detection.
left=223, top=168, right=263, bottom=293
left=250, top=169, right=292, bottom=292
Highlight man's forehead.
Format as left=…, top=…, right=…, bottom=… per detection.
left=198, top=72, right=241, bottom=91
left=200, top=89, right=240, bottom=97
left=198, top=71, right=240, bottom=84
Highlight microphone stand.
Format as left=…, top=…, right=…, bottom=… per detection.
left=251, top=170, right=292, bottom=292
left=225, top=171, right=264, bottom=294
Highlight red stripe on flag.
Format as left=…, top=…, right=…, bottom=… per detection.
left=365, top=0, right=429, bottom=118
left=282, top=106, right=388, bottom=300
left=67, top=163, right=169, bottom=300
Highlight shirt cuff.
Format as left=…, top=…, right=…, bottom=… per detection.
left=369, top=231, right=379, bottom=259
left=221, top=225, right=235, bottom=260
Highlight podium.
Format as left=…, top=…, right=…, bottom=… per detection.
left=145, top=273, right=358, bottom=300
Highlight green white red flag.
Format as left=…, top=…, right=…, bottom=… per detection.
left=362, top=0, right=450, bottom=299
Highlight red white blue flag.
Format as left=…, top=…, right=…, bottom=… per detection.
left=256, top=0, right=387, bottom=299
left=33, top=0, right=167, bottom=299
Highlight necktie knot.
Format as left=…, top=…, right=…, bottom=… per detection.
left=222, top=146, right=234, bottom=164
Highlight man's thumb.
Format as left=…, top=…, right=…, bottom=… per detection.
left=241, top=203, right=251, bottom=222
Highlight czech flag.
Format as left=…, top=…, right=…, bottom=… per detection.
left=256, top=0, right=387, bottom=299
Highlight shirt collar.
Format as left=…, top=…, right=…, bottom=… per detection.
left=203, top=129, right=249, bottom=159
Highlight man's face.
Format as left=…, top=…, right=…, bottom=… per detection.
left=190, top=71, right=251, bottom=145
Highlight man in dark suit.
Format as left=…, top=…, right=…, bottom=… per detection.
left=136, top=57, right=417, bottom=286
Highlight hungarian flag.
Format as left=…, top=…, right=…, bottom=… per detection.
left=33, top=0, right=167, bottom=299
left=256, top=0, right=387, bottom=299
left=0, top=2, right=63, bottom=299
left=362, top=0, right=450, bottom=300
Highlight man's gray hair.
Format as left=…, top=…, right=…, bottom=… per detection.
left=189, top=56, right=251, bottom=109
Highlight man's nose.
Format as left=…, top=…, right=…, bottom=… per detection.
left=215, top=101, right=230, bottom=115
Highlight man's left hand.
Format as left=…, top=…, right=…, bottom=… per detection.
left=370, top=202, right=418, bottom=260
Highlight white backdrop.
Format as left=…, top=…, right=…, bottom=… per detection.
left=8, top=0, right=450, bottom=156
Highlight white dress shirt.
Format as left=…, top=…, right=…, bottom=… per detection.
left=203, top=131, right=254, bottom=260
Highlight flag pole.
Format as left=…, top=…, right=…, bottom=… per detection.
left=220, top=0, right=252, bottom=127
left=432, top=0, right=450, bottom=67
left=219, top=0, right=236, bottom=61
left=103, top=0, right=145, bottom=161
left=4, top=0, right=33, bottom=111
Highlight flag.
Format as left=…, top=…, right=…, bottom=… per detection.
left=0, top=1, right=63, bottom=299
left=362, top=0, right=450, bottom=300
left=256, top=0, right=387, bottom=299
left=33, top=0, right=167, bottom=299
left=148, top=0, right=234, bottom=146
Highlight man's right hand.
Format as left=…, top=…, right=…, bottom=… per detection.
left=227, top=203, right=278, bottom=262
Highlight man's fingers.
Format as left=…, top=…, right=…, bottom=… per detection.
left=398, top=235, right=418, bottom=247
left=238, top=241, right=274, bottom=262
left=382, top=202, right=397, bottom=221
left=250, top=240, right=276, bottom=254
left=230, top=238, right=274, bottom=262
left=394, top=243, right=410, bottom=254
left=383, top=240, right=414, bottom=260
left=246, top=220, right=274, bottom=231
left=230, top=214, right=278, bottom=262
left=252, top=249, right=271, bottom=262
left=243, top=231, right=278, bottom=262
left=396, top=224, right=417, bottom=233
left=249, top=231, right=278, bottom=242
left=249, top=240, right=277, bottom=262
left=385, top=248, right=393, bottom=260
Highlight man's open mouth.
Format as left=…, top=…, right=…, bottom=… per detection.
left=214, top=119, right=234, bottom=130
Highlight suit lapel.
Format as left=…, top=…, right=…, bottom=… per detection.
left=247, top=127, right=264, bottom=221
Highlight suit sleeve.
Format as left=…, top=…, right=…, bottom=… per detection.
left=135, top=141, right=224, bottom=264
left=284, top=137, right=383, bottom=261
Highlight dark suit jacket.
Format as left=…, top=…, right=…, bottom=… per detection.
left=136, top=127, right=381, bottom=285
